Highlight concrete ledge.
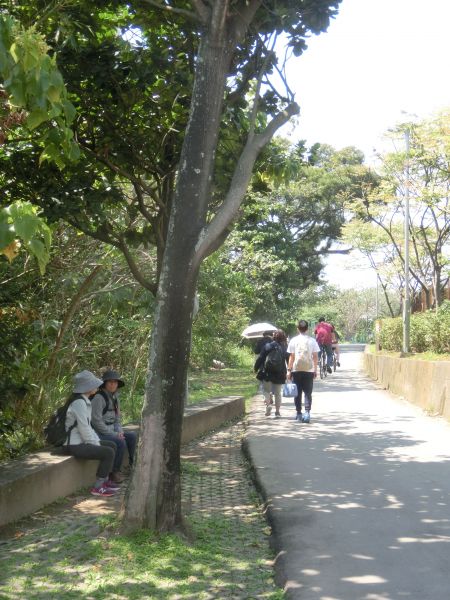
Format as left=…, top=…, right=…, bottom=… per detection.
left=0, top=395, right=245, bottom=528
left=181, top=396, right=245, bottom=444
left=364, top=350, right=450, bottom=421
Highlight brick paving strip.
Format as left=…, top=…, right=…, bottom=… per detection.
left=0, top=420, right=278, bottom=598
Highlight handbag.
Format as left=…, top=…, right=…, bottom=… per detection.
left=282, top=382, right=297, bottom=397
left=256, top=369, right=266, bottom=381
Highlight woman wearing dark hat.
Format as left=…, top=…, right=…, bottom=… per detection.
left=91, top=369, right=136, bottom=482
left=64, top=370, right=119, bottom=497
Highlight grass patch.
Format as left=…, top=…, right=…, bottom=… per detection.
left=187, top=363, right=257, bottom=405
left=120, top=352, right=257, bottom=421
left=0, top=510, right=283, bottom=600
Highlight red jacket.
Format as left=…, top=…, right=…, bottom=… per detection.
left=314, top=322, right=333, bottom=345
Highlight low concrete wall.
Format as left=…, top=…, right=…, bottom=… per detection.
left=364, top=350, right=450, bottom=421
left=0, top=395, right=244, bottom=528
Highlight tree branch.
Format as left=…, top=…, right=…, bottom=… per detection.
left=193, top=101, right=299, bottom=266
left=189, top=0, right=210, bottom=24
left=117, top=236, right=157, bottom=295
left=139, top=0, right=201, bottom=22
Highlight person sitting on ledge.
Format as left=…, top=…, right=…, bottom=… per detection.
left=64, top=370, right=119, bottom=497
left=91, top=369, right=137, bottom=483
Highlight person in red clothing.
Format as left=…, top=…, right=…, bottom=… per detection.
left=314, top=317, right=334, bottom=374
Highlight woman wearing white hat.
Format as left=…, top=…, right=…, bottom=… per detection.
left=64, top=370, right=119, bottom=497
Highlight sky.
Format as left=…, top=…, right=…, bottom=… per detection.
left=278, top=0, right=450, bottom=289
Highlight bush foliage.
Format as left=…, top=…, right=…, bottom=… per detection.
left=378, top=301, right=450, bottom=354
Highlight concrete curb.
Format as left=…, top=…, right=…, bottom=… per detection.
left=0, top=395, right=245, bottom=528
left=241, top=397, right=290, bottom=593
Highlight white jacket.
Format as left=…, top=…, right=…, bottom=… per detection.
left=64, top=395, right=100, bottom=446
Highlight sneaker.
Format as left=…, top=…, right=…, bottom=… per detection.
left=110, top=471, right=124, bottom=483
left=265, top=404, right=272, bottom=416
left=327, top=366, right=332, bottom=374
left=104, top=480, right=121, bottom=490
left=90, top=486, right=117, bottom=497
left=295, top=412, right=302, bottom=421
left=302, top=411, right=311, bottom=423
left=274, top=411, right=281, bottom=418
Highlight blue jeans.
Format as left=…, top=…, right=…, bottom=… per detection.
left=98, top=431, right=137, bottom=472
left=319, top=344, right=333, bottom=368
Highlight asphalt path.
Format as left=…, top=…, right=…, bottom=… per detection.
left=245, top=345, right=450, bottom=600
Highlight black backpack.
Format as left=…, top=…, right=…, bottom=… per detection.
left=44, top=394, right=83, bottom=447
left=264, top=343, right=286, bottom=377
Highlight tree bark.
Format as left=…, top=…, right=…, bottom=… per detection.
left=121, top=10, right=235, bottom=532
left=121, top=2, right=299, bottom=533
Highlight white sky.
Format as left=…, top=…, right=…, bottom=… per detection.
left=279, top=0, right=450, bottom=289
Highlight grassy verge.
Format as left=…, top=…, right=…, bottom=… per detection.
left=187, top=365, right=257, bottom=405
left=121, top=351, right=257, bottom=421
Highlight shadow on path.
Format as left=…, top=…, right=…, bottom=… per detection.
left=247, top=349, right=450, bottom=600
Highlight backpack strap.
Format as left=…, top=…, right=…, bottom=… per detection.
left=98, top=388, right=118, bottom=415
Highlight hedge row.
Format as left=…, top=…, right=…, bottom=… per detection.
left=378, top=300, right=450, bottom=354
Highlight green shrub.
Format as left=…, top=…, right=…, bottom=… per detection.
left=378, top=315, right=403, bottom=351
left=378, top=300, right=450, bottom=354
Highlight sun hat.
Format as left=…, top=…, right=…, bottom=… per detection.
left=73, top=370, right=103, bottom=394
left=101, top=369, right=125, bottom=388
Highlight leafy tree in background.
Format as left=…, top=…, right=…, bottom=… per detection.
left=228, top=143, right=376, bottom=325
left=348, top=110, right=450, bottom=310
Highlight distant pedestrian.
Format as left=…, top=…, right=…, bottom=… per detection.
left=287, top=320, right=319, bottom=423
left=91, top=370, right=137, bottom=482
left=254, top=331, right=274, bottom=355
left=64, top=370, right=119, bottom=497
left=254, top=330, right=288, bottom=418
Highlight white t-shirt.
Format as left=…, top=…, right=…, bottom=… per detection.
left=287, top=334, right=320, bottom=373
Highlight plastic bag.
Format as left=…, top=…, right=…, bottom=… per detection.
left=282, top=382, right=297, bottom=397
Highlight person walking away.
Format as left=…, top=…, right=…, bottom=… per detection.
left=330, top=324, right=341, bottom=367
left=287, top=320, right=319, bottom=423
left=254, top=331, right=273, bottom=355
left=254, top=330, right=288, bottom=418
left=64, top=370, right=119, bottom=497
left=314, top=317, right=334, bottom=374
left=91, top=370, right=137, bottom=482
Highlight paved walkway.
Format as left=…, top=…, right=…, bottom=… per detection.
left=245, top=346, right=450, bottom=600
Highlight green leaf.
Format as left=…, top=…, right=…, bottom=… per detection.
left=12, top=213, right=40, bottom=244
left=62, top=100, right=76, bottom=124
left=26, top=108, right=49, bottom=130
left=47, top=85, right=61, bottom=103
left=27, top=238, right=49, bottom=275
left=0, top=222, right=15, bottom=250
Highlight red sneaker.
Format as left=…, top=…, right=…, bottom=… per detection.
left=90, top=486, right=116, bottom=497
left=104, top=480, right=121, bottom=490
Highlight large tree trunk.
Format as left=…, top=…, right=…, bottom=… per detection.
left=121, top=14, right=233, bottom=533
